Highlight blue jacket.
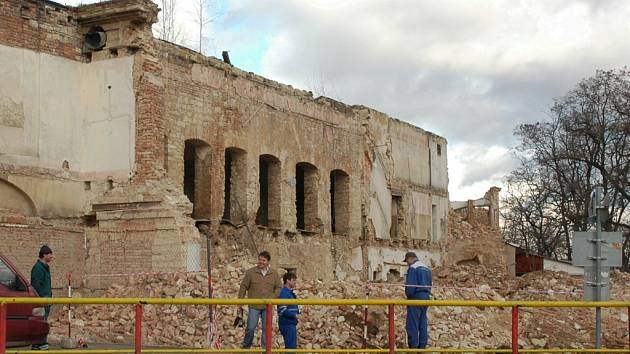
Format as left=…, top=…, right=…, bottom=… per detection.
left=405, top=260, right=432, bottom=300
left=277, top=286, right=299, bottom=326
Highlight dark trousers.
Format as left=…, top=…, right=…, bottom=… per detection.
left=279, top=323, right=297, bottom=352
left=406, top=305, right=428, bottom=348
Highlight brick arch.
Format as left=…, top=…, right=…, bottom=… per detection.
left=184, top=139, right=212, bottom=219
left=223, top=147, right=248, bottom=222
left=330, top=169, right=350, bottom=234
left=257, top=154, right=282, bottom=227
left=296, top=162, right=319, bottom=232
left=0, top=178, right=37, bottom=216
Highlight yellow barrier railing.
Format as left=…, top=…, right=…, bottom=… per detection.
left=1, top=298, right=629, bottom=354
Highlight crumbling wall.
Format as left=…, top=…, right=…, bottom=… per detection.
left=445, top=209, right=509, bottom=271
left=355, top=107, right=448, bottom=258
left=0, top=0, right=451, bottom=284
left=451, top=186, right=501, bottom=228
left=157, top=41, right=366, bottom=280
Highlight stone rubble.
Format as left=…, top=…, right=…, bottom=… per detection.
left=47, top=208, right=630, bottom=350
left=49, top=259, right=630, bottom=350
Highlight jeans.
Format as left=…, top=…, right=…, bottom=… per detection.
left=242, top=307, right=267, bottom=348
left=406, top=305, right=428, bottom=348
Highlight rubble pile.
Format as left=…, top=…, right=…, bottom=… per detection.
left=47, top=209, right=629, bottom=350
left=49, top=260, right=630, bottom=350
left=447, top=210, right=501, bottom=241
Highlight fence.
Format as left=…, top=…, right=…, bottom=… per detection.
left=1, top=298, right=630, bottom=354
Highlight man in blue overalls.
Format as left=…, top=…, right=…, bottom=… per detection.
left=277, top=272, right=299, bottom=353
left=403, top=251, right=432, bottom=349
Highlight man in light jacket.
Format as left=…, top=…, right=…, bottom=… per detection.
left=238, top=251, right=282, bottom=349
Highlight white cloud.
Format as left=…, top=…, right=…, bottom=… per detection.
left=58, top=0, right=630, bottom=200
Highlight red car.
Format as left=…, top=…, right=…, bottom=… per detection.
left=0, top=253, right=49, bottom=347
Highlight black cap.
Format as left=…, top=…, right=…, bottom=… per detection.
left=403, top=251, right=417, bottom=262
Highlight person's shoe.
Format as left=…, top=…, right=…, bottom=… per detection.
left=31, top=343, right=49, bottom=350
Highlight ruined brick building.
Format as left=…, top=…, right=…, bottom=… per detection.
left=0, top=0, right=448, bottom=289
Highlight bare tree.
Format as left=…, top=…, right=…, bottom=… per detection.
left=503, top=69, right=630, bottom=269
left=154, top=0, right=185, bottom=44
left=192, top=0, right=216, bottom=54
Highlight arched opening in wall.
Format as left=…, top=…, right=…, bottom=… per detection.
left=296, top=162, right=319, bottom=232
left=0, top=178, right=37, bottom=216
left=223, top=147, right=248, bottom=223
left=330, top=169, right=350, bottom=234
left=183, top=139, right=212, bottom=219
left=256, top=154, right=281, bottom=227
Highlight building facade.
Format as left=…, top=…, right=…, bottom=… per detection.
left=0, top=0, right=448, bottom=288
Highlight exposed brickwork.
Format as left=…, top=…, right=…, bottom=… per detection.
left=0, top=0, right=83, bottom=61
left=0, top=0, right=450, bottom=284
left=133, top=56, right=166, bottom=183
left=0, top=217, right=85, bottom=291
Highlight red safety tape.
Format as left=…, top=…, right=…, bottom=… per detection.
left=85, top=270, right=206, bottom=278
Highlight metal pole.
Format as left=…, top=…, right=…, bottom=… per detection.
left=511, top=306, right=518, bottom=354
left=595, top=187, right=602, bottom=348
left=135, top=304, right=143, bottom=354
left=628, top=307, right=630, bottom=350
left=67, top=273, right=72, bottom=338
left=363, top=286, right=370, bottom=349
left=0, top=303, right=6, bottom=354
left=265, top=304, right=273, bottom=354
left=206, top=230, right=213, bottom=329
left=388, top=304, right=395, bottom=354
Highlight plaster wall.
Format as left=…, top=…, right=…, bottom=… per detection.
left=0, top=44, right=135, bottom=177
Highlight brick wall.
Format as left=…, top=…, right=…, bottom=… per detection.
left=0, top=220, right=85, bottom=291
left=0, top=0, right=83, bottom=61
left=133, top=56, right=166, bottom=183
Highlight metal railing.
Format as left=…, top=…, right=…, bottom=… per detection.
left=1, top=298, right=630, bottom=354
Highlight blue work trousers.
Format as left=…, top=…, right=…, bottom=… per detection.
left=279, top=324, right=297, bottom=353
left=406, top=305, right=428, bottom=348
left=242, top=307, right=267, bottom=348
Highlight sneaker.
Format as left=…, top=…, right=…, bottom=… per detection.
left=31, top=343, right=49, bottom=350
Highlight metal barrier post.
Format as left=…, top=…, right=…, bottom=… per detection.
left=135, top=303, right=143, bottom=354
left=265, top=303, right=273, bottom=354
left=511, top=306, right=518, bottom=354
left=628, top=306, right=630, bottom=350
left=388, top=304, right=395, bottom=354
left=0, top=303, right=6, bottom=354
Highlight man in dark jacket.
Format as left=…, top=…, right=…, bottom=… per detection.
left=31, top=245, right=53, bottom=350
left=277, top=272, right=299, bottom=352
left=403, top=251, right=432, bottom=349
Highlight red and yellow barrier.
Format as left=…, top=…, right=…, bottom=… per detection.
left=1, top=298, right=630, bottom=354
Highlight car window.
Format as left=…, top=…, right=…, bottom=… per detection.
left=0, top=259, right=17, bottom=288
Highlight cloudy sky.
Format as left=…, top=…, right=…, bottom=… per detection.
left=63, top=0, right=630, bottom=200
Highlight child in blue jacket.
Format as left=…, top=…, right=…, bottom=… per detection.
left=277, top=272, right=299, bottom=352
